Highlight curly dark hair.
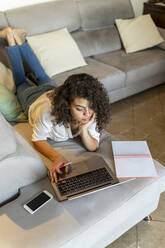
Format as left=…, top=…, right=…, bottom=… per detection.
left=48, top=73, right=111, bottom=131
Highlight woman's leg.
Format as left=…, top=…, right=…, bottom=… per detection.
left=13, top=28, right=27, bottom=38
left=17, top=83, right=56, bottom=116
left=3, top=28, right=57, bottom=116
left=0, top=27, right=15, bottom=46
left=2, top=27, right=26, bottom=88
left=6, top=45, right=27, bottom=87
left=6, top=42, right=36, bottom=114
left=3, top=28, right=37, bottom=114
left=20, top=42, right=51, bottom=83
left=13, top=30, right=51, bottom=85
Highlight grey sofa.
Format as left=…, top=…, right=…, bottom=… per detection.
left=1, top=111, right=165, bottom=248
left=1, top=1, right=165, bottom=247
left=0, top=0, right=165, bottom=103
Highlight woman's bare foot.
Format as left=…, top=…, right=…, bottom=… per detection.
left=12, top=29, right=23, bottom=45
left=13, top=28, right=27, bottom=38
left=0, top=27, right=16, bottom=46
left=13, top=28, right=27, bottom=46
left=0, top=27, right=11, bottom=39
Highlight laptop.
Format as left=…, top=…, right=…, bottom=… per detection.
left=49, top=155, right=125, bottom=201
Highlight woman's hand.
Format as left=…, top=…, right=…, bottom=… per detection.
left=79, top=113, right=99, bottom=152
left=49, top=154, right=70, bottom=183
left=33, top=140, right=71, bottom=184
left=79, top=113, right=96, bottom=131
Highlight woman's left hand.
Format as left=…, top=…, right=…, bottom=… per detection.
left=79, top=113, right=96, bottom=130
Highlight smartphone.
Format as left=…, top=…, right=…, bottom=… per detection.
left=23, top=190, right=53, bottom=214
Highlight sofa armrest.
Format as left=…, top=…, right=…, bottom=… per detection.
left=157, top=27, right=165, bottom=50
left=0, top=114, right=47, bottom=205
left=0, top=113, right=16, bottom=160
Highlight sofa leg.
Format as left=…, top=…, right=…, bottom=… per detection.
left=143, top=215, right=152, bottom=222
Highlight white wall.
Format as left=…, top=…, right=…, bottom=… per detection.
left=130, top=0, right=148, bottom=17
left=0, top=0, right=55, bottom=11
left=0, top=0, right=148, bottom=16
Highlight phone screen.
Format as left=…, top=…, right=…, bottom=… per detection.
left=26, top=192, right=51, bottom=211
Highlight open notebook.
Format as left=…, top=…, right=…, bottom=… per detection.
left=112, top=141, right=158, bottom=178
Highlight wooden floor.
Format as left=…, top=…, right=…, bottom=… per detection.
left=105, top=83, right=165, bottom=166
left=106, top=83, right=165, bottom=248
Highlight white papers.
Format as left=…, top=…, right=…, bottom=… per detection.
left=112, top=141, right=158, bottom=178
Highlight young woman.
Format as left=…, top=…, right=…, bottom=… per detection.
left=1, top=27, right=111, bottom=183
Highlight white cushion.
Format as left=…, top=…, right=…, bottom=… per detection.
left=115, top=14, right=164, bottom=53
left=27, top=28, right=87, bottom=77
left=0, top=62, right=15, bottom=92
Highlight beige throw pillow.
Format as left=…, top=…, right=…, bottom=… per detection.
left=0, top=62, right=15, bottom=92
left=115, top=14, right=164, bottom=53
left=27, top=28, right=87, bottom=77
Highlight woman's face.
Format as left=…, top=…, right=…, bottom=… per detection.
left=69, top=97, right=94, bottom=124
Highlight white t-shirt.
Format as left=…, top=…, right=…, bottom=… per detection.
left=28, top=90, right=100, bottom=142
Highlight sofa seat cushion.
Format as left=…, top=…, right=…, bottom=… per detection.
left=94, top=48, right=165, bottom=86
left=0, top=113, right=47, bottom=205
left=52, top=57, right=126, bottom=93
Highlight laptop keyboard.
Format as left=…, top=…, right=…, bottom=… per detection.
left=57, top=167, right=113, bottom=196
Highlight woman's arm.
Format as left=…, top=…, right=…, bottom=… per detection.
left=33, top=140, right=69, bottom=183
left=79, top=114, right=99, bottom=151
left=80, top=128, right=99, bottom=151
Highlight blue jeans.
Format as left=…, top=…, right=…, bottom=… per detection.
left=6, top=42, right=57, bottom=116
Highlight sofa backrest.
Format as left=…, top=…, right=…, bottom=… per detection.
left=0, top=0, right=134, bottom=56
left=5, top=0, right=81, bottom=35
left=0, top=12, right=8, bottom=29
left=0, top=12, right=8, bottom=47
left=73, top=0, right=134, bottom=57
left=72, top=27, right=122, bottom=57
left=77, top=0, right=134, bottom=31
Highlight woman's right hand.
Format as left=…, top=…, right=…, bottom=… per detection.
left=32, top=140, right=71, bottom=184
left=49, top=154, right=70, bottom=184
